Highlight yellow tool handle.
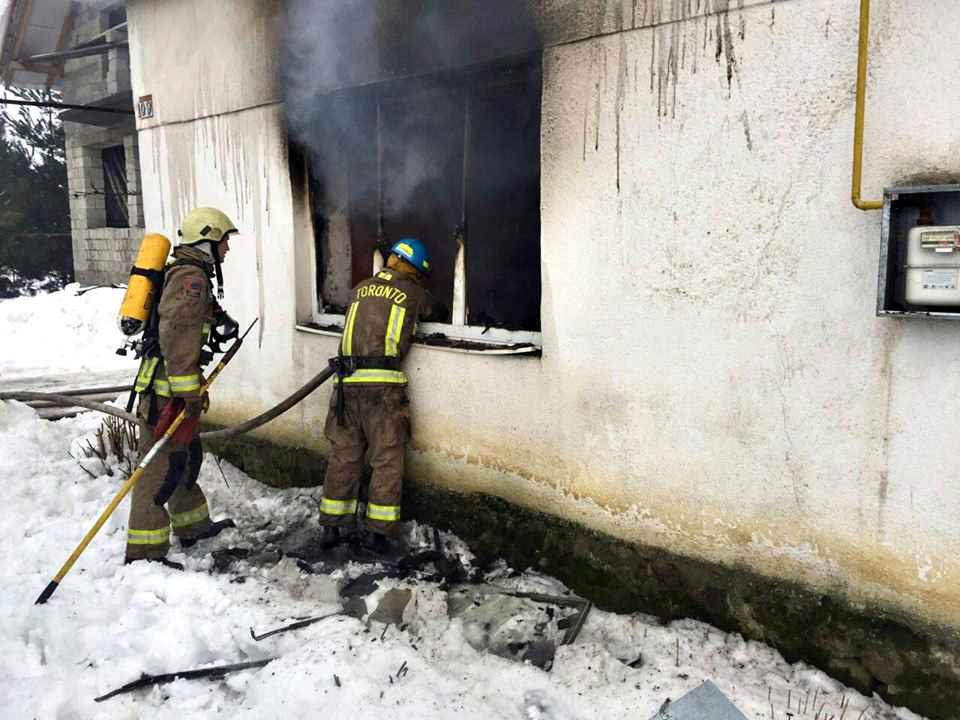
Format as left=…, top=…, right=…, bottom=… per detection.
left=35, top=319, right=257, bottom=605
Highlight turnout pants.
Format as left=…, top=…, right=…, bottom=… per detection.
left=125, top=393, right=212, bottom=559
left=319, top=385, right=410, bottom=537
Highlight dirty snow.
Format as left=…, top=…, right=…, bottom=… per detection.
left=0, top=291, right=927, bottom=720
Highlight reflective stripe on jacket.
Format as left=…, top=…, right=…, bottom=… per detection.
left=337, top=270, right=431, bottom=386
left=136, top=247, right=214, bottom=399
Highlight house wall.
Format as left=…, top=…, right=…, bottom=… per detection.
left=62, top=0, right=143, bottom=285
left=126, top=0, right=960, bottom=699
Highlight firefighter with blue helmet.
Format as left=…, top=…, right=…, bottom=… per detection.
left=389, top=237, right=430, bottom=276
left=319, top=238, right=433, bottom=553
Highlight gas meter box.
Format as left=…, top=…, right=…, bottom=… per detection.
left=878, top=185, right=960, bottom=318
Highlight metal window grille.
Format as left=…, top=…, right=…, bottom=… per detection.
left=101, top=145, right=128, bottom=229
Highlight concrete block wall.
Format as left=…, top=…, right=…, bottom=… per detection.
left=66, top=122, right=143, bottom=285
left=62, top=1, right=131, bottom=106
left=61, top=1, right=143, bottom=286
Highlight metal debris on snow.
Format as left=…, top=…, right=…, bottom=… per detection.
left=647, top=680, right=749, bottom=720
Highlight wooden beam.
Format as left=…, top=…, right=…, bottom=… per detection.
left=46, top=1, right=77, bottom=90
left=10, top=59, right=63, bottom=77
left=3, top=0, right=36, bottom=85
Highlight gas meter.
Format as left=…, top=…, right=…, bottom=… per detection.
left=903, top=226, right=960, bottom=306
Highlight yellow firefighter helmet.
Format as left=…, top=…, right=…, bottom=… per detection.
left=178, top=207, right=237, bottom=246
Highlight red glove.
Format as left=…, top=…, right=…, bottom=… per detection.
left=153, top=395, right=205, bottom=444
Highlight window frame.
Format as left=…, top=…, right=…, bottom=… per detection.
left=306, top=53, right=543, bottom=351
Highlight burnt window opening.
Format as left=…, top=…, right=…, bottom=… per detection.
left=101, top=145, right=129, bottom=229
left=306, top=56, right=542, bottom=332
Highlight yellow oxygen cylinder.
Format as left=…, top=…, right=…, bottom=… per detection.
left=117, top=233, right=171, bottom=335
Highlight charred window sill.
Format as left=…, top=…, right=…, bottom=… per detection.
left=296, top=318, right=541, bottom=357
left=414, top=335, right=540, bottom=356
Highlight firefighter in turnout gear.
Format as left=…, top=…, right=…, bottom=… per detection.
left=125, top=207, right=238, bottom=567
left=319, top=238, right=433, bottom=553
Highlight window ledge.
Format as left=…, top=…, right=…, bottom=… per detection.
left=296, top=316, right=542, bottom=357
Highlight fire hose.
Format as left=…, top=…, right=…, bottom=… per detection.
left=0, top=368, right=335, bottom=442
left=200, top=365, right=334, bottom=443
left=0, top=391, right=138, bottom=423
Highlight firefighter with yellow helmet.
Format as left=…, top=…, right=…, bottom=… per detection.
left=124, top=207, right=239, bottom=568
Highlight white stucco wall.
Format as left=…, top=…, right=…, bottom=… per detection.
left=127, top=0, right=960, bottom=635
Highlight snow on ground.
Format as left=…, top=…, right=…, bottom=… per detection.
left=0, top=283, right=134, bottom=383
left=0, top=401, right=925, bottom=720
left=0, top=290, right=928, bottom=719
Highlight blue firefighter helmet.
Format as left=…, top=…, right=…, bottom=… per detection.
left=390, top=238, right=431, bottom=276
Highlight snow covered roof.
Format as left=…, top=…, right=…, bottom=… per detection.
left=0, top=0, right=74, bottom=88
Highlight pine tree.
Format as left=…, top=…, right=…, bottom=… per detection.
left=0, top=88, right=72, bottom=297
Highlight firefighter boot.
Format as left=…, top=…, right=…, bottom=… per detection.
left=320, top=525, right=342, bottom=549
left=361, top=530, right=390, bottom=555
left=124, top=555, right=185, bottom=571
left=179, top=518, right=236, bottom=548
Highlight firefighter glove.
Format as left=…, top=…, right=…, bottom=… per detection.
left=154, top=395, right=205, bottom=444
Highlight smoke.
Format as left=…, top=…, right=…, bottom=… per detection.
left=283, top=0, right=542, bottom=176
left=283, top=0, right=540, bottom=118
left=282, top=1, right=543, bottom=328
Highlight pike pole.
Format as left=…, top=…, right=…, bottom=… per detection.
left=35, top=319, right=259, bottom=605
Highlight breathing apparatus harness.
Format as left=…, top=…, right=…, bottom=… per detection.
left=120, top=252, right=238, bottom=416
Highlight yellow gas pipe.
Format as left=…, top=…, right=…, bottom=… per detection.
left=851, top=0, right=883, bottom=211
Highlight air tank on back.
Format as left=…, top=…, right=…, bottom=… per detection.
left=117, top=233, right=171, bottom=336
